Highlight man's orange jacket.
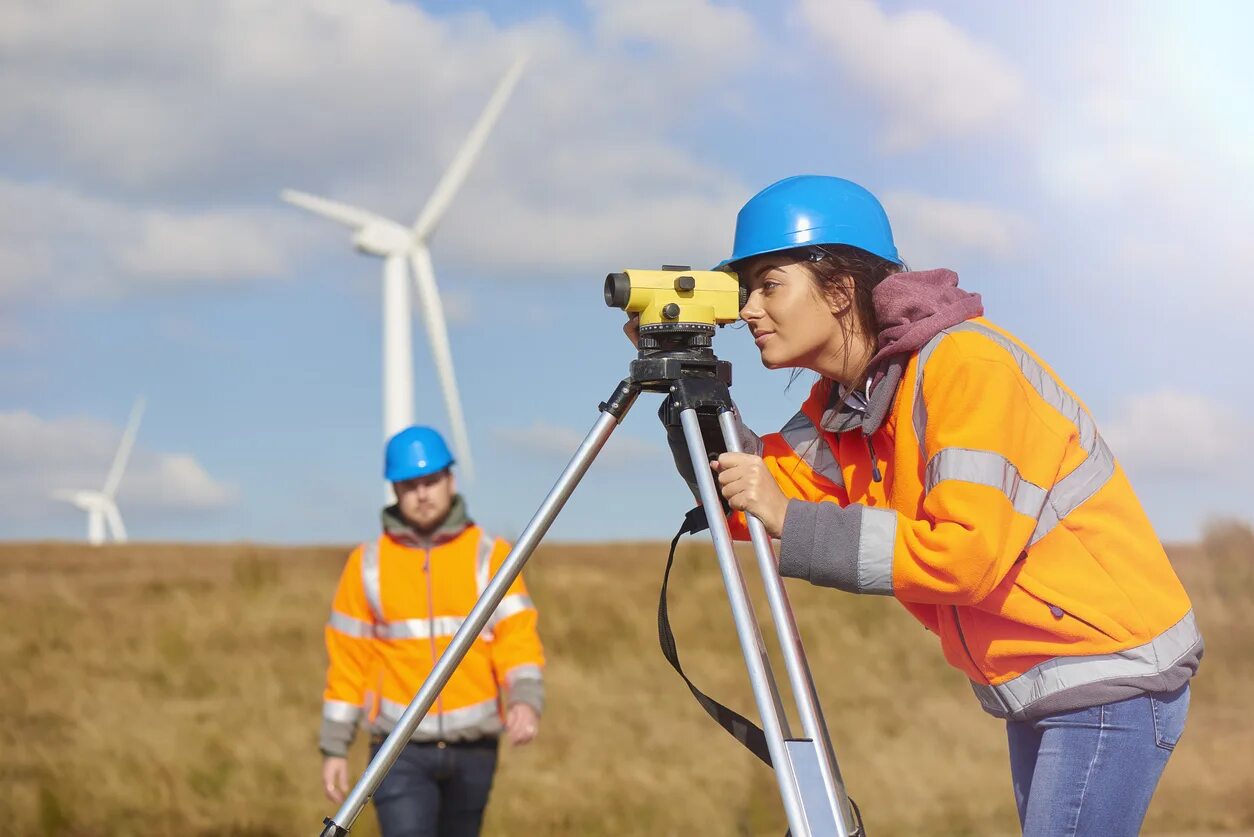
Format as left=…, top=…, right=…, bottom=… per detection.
left=320, top=498, right=544, bottom=756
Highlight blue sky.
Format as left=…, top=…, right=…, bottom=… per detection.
left=2, top=0, right=1251, bottom=543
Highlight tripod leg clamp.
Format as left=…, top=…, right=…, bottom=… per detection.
left=320, top=818, right=350, bottom=837
left=661, top=377, right=734, bottom=428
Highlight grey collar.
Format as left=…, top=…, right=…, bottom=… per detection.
left=818, top=358, right=905, bottom=437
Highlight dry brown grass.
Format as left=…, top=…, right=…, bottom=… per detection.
left=0, top=529, right=1250, bottom=836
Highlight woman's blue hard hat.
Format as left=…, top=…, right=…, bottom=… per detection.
left=719, top=175, right=901, bottom=269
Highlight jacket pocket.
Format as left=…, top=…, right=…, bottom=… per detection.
left=1015, top=571, right=1134, bottom=645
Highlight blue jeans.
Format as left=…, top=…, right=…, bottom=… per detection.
left=1007, top=685, right=1190, bottom=836
left=370, top=739, right=499, bottom=837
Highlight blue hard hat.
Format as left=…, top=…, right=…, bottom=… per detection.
left=719, top=175, right=901, bottom=268
left=384, top=426, right=454, bottom=482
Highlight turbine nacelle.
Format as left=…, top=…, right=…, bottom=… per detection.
left=51, top=489, right=107, bottom=512
left=50, top=397, right=143, bottom=545
left=353, top=222, right=415, bottom=258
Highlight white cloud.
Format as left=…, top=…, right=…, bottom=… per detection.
left=1102, top=389, right=1251, bottom=479
left=0, top=178, right=303, bottom=298
left=1033, top=7, right=1254, bottom=298
left=883, top=191, right=1030, bottom=267
left=797, top=0, right=1025, bottom=151
left=0, top=409, right=237, bottom=523
left=495, top=421, right=662, bottom=467
left=0, top=0, right=757, bottom=296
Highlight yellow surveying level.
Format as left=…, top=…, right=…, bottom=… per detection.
left=604, top=266, right=742, bottom=328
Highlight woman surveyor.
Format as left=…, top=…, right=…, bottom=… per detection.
left=629, top=175, right=1203, bottom=836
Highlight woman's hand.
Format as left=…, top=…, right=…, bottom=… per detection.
left=712, top=452, right=789, bottom=537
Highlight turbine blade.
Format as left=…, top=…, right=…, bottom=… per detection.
left=103, top=397, right=145, bottom=498
left=411, top=55, right=527, bottom=241
left=409, top=245, right=474, bottom=483
left=104, top=501, right=128, bottom=543
left=280, top=189, right=386, bottom=230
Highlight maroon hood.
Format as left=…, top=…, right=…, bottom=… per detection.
left=868, top=268, right=983, bottom=372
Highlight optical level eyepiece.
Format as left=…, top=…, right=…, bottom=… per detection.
left=605, top=272, right=631, bottom=309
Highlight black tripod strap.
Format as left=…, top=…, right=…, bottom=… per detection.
left=658, top=506, right=773, bottom=767
left=659, top=508, right=870, bottom=837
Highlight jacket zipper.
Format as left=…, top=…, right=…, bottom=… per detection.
left=423, top=547, right=445, bottom=739
left=951, top=606, right=986, bottom=683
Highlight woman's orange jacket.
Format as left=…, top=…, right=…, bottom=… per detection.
left=736, top=317, right=1202, bottom=720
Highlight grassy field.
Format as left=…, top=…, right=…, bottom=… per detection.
left=1, top=523, right=1252, bottom=836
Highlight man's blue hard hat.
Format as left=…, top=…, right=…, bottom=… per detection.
left=385, top=426, right=454, bottom=482
left=719, top=175, right=901, bottom=268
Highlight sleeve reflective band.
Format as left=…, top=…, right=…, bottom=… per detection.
left=505, top=663, right=543, bottom=686
left=323, top=699, right=362, bottom=723
left=489, top=594, right=535, bottom=628
left=328, top=610, right=374, bottom=638
left=925, top=447, right=1048, bottom=519
left=856, top=506, right=896, bottom=595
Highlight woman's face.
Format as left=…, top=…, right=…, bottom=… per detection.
left=738, top=257, right=843, bottom=372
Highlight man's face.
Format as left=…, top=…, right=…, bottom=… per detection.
left=393, top=469, right=456, bottom=532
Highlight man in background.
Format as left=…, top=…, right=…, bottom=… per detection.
left=319, top=426, right=544, bottom=837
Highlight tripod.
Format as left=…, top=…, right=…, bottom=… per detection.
left=320, top=342, right=862, bottom=837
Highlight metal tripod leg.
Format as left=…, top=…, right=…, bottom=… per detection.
left=717, top=410, right=857, bottom=835
left=318, top=381, right=640, bottom=837
left=678, top=408, right=821, bottom=836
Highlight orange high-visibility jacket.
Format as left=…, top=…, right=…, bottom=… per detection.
left=735, top=317, right=1202, bottom=721
left=320, top=503, right=543, bottom=755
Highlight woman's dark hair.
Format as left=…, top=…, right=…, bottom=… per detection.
left=803, top=243, right=902, bottom=340
left=781, top=244, right=902, bottom=393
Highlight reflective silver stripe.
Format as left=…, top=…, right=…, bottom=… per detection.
left=323, top=700, right=362, bottom=723
left=490, top=593, right=535, bottom=628
left=971, top=610, right=1202, bottom=719
left=925, top=447, right=1049, bottom=520
left=327, top=610, right=373, bottom=639
left=378, top=696, right=500, bottom=734
left=856, top=506, right=897, bottom=595
left=475, top=530, right=494, bottom=596
left=505, top=663, right=543, bottom=686
left=381, top=616, right=465, bottom=640
left=779, top=410, right=844, bottom=487
left=361, top=540, right=384, bottom=621
left=911, top=333, right=946, bottom=445
left=911, top=322, right=1117, bottom=545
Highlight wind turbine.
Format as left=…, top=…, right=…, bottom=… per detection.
left=51, top=397, right=145, bottom=545
left=282, top=57, right=528, bottom=484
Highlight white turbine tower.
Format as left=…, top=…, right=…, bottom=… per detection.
left=51, top=397, right=145, bottom=546
left=282, top=57, right=527, bottom=484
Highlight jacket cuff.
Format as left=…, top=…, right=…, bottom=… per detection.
left=506, top=678, right=545, bottom=715
left=778, top=500, right=895, bottom=596
left=319, top=718, right=358, bottom=758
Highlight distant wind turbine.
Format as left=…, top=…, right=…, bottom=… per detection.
left=282, top=56, right=528, bottom=484
left=52, top=397, right=145, bottom=545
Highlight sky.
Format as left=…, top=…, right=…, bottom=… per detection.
left=2, top=0, right=1252, bottom=544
